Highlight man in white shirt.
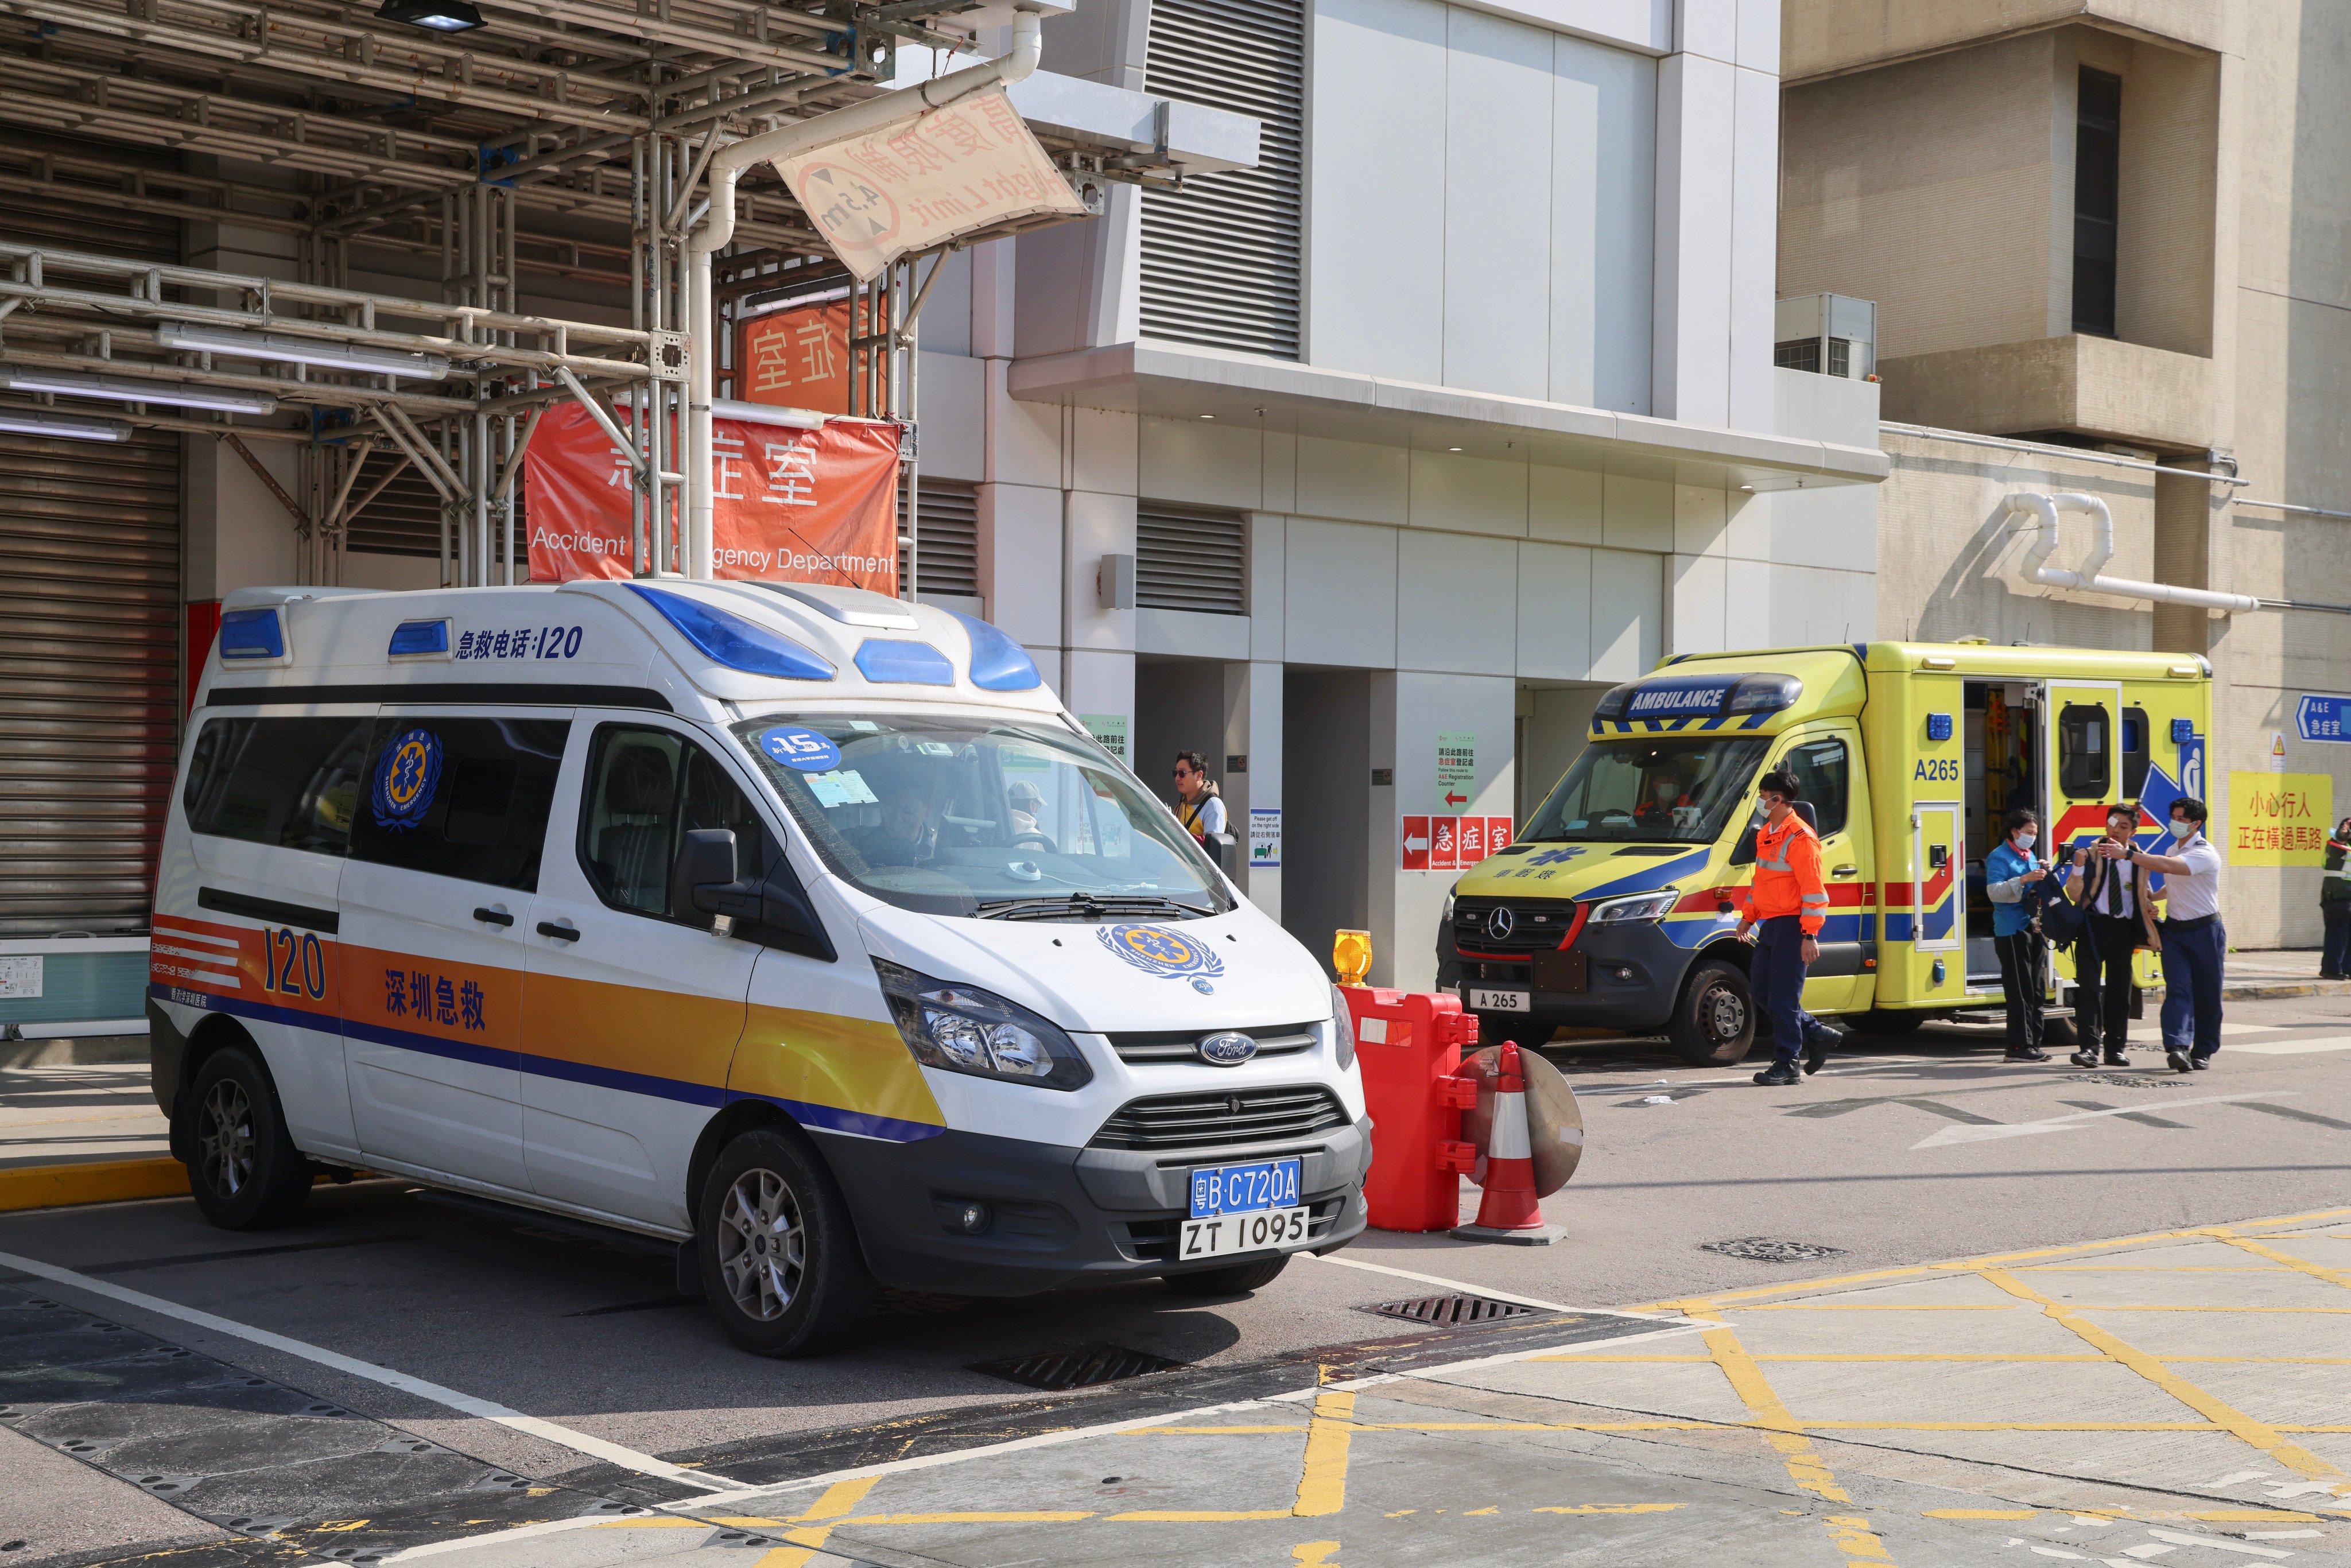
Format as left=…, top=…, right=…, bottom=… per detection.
left=2097, top=794, right=2224, bottom=1072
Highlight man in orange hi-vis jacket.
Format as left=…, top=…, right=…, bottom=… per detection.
left=1735, top=768, right=1833, bottom=1086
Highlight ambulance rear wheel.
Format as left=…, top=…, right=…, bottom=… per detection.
left=184, top=1045, right=313, bottom=1231
left=699, top=1127, right=874, bottom=1357
left=1669, top=959, right=1755, bottom=1066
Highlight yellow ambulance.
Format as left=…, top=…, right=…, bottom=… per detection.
left=1436, top=642, right=2213, bottom=1064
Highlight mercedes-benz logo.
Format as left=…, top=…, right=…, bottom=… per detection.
left=1484, top=905, right=1516, bottom=942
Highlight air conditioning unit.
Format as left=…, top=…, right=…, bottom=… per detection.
left=1774, top=293, right=1877, bottom=379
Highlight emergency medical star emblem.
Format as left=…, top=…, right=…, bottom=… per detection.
left=1096, top=923, right=1227, bottom=995
left=371, top=728, right=442, bottom=832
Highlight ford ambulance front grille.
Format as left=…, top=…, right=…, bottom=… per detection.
left=1452, top=897, right=1577, bottom=957
left=1107, top=1023, right=1318, bottom=1064
left=1087, top=1086, right=1349, bottom=1152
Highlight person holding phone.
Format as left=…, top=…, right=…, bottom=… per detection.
left=2063, top=803, right=2162, bottom=1068
left=2105, top=796, right=2225, bottom=1072
left=2322, top=816, right=2351, bottom=980
left=1985, top=806, right=2053, bottom=1063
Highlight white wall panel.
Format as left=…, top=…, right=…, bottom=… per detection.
left=1297, top=436, right=1410, bottom=523
left=1728, top=61, right=1780, bottom=432
left=1139, top=417, right=1267, bottom=510
left=978, top=483, right=1064, bottom=646
left=1652, top=51, right=1736, bottom=426
left=1072, top=407, right=1138, bottom=496
left=1063, top=489, right=1137, bottom=650
left=1550, top=34, right=1656, bottom=412
left=1407, top=450, right=1530, bottom=535
left=1589, top=546, right=1662, bottom=678
left=1251, top=513, right=1287, bottom=658
left=1309, top=0, right=1449, bottom=382
left=1665, top=550, right=1728, bottom=654
left=1284, top=517, right=1400, bottom=666
left=1530, top=463, right=1605, bottom=543
left=1515, top=540, right=1595, bottom=677
left=1397, top=529, right=1517, bottom=673
left=1442, top=7, right=1555, bottom=400
left=1602, top=472, right=1673, bottom=550
left=915, top=352, right=984, bottom=482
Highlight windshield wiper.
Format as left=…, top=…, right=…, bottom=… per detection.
left=974, top=893, right=1216, bottom=922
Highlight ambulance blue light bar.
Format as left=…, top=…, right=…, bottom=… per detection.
left=388, top=619, right=451, bottom=657
left=951, top=611, right=1043, bottom=692
left=628, top=585, right=835, bottom=681
left=854, top=639, right=955, bottom=686
left=1595, top=672, right=1802, bottom=722
left=218, top=607, right=285, bottom=660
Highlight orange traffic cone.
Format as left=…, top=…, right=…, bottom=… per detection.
left=1452, top=1042, right=1563, bottom=1246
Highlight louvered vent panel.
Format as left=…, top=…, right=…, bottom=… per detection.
left=1139, top=0, right=1304, bottom=359
left=1136, top=504, right=1246, bottom=615
left=343, top=447, right=448, bottom=558
left=899, top=477, right=980, bottom=600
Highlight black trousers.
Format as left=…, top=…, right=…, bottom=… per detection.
left=2071, top=914, right=2140, bottom=1054
left=1995, top=929, right=2045, bottom=1052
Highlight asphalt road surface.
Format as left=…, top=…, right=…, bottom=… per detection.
left=3, top=995, right=2348, bottom=1566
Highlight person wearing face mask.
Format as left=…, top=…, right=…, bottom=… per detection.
left=2062, top=803, right=2162, bottom=1068
left=2321, top=816, right=2351, bottom=981
left=2104, top=796, right=2226, bottom=1072
left=1985, top=806, right=2054, bottom=1063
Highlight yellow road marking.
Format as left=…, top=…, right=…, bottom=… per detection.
left=2208, top=1229, right=2351, bottom=1291
left=1107, top=1510, right=1297, bottom=1522
left=1684, top=1301, right=1902, bottom=1565
left=1626, top=1206, right=2351, bottom=1311
left=751, top=1474, right=884, bottom=1565
left=1922, top=1510, right=2036, bottom=1519
left=1294, top=1389, right=1355, bottom=1518
left=1978, top=1267, right=2349, bottom=1485
left=1293, top=1543, right=1340, bottom=1566
left=1534, top=1504, right=1685, bottom=1514
left=2018, top=1266, right=2287, bottom=1272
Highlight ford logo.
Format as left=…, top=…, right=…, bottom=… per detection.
left=1485, top=906, right=1516, bottom=942
left=1196, top=1031, right=1258, bottom=1067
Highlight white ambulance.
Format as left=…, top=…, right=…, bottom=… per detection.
left=150, top=580, right=1367, bottom=1355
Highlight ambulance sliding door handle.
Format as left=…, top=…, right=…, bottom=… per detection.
left=536, top=920, right=580, bottom=942
left=474, top=907, right=514, bottom=927
left=1830, top=865, right=1860, bottom=878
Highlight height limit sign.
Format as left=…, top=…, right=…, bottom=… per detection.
left=1436, top=730, right=1476, bottom=812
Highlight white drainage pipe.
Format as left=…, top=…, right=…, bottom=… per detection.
left=2000, top=491, right=2351, bottom=614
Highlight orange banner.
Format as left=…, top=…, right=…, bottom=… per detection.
left=739, top=295, right=855, bottom=415
left=523, top=402, right=899, bottom=591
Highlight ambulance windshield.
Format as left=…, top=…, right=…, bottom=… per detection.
left=731, top=713, right=1236, bottom=920
left=1520, top=736, right=1770, bottom=845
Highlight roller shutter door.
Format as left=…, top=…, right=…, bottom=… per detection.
left=1139, top=0, right=1305, bottom=359
left=0, top=170, right=183, bottom=938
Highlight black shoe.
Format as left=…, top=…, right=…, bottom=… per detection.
left=2322, top=972, right=2345, bottom=981
left=1803, top=1025, right=1842, bottom=1076
left=1753, top=1061, right=1802, bottom=1086
left=2004, top=1047, right=2050, bottom=1062
left=2102, top=1050, right=2128, bottom=1067
left=2190, top=1053, right=2213, bottom=1071
left=2069, top=1049, right=2100, bottom=1068
left=2167, top=1049, right=2193, bottom=1073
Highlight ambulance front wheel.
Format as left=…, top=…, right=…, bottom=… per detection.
left=184, top=1043, right=315, bottom=1231
left=1669, top=958, right=1756, bottom=1066
left=699, top=1126, right=876, bottom=1357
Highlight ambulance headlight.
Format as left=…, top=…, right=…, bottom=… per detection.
left=875, top=960, right=1092, bottom=1090
left=1589, top=891, right=1679, bottom=925
left=1329, top=984, right=1357, bottom=1072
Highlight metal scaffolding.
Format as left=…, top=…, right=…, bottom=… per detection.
left=0, top=0, right=1219, bottom=591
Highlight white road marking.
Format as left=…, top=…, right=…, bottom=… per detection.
left=1302, top=1251, right=1700, bottom=1326
left=2144, top=1527, right=2294, bottom=1558
left=2206, top=1471, right=2276, bottom=1488
left=1912, top=1092, right=2298, bottom=1148
left=2243, top=1534, right=2323, bottom=1541
left=0, top=1248, right=739, bottom=1493
left=2227, top=1037, right=2351, bottom=1056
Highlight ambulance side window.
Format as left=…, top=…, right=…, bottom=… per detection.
left=579, top=724, right=765, bottom=920
left=2058, top=704, right=2110, bottom=798
left=348, top=716, right=569, bottom=891
left=183, top=715, right=373, bottom=856
left=2120, top=707, right=2150, bottom=797
left=1782, top=736, right=1850, bottom=839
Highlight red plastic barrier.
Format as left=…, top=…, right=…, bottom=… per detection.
left=1345, top=987, right=1481, bottom=1232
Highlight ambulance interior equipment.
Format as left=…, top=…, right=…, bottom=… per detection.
left=149, top=581, right=1370, bottom=1358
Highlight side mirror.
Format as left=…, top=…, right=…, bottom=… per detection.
left=751, top=863, right=837, bottom=962
left=1728, top=825, right=1759, bottom=867
left=672, top=828, right=740, bottom=927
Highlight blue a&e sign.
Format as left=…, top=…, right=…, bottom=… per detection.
left=2295, top=694, right=2351, bottom=744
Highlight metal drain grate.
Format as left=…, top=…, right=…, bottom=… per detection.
left=1362, top=1294, right=1549, bottom=1326
left=1701, top=1238, right=1847, bottom=1263
left=2059, top=1074, right=2186, bottom=1088
left=969, top=1344, right=1187, bottom=1392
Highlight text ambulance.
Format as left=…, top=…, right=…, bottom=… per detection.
left=1437, top=643, right=2212, bottom=1064
left=152, top=580, right=1367, bottom=1356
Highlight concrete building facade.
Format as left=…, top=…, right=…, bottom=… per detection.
left=1780, top=0, right=2351, bottom=946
